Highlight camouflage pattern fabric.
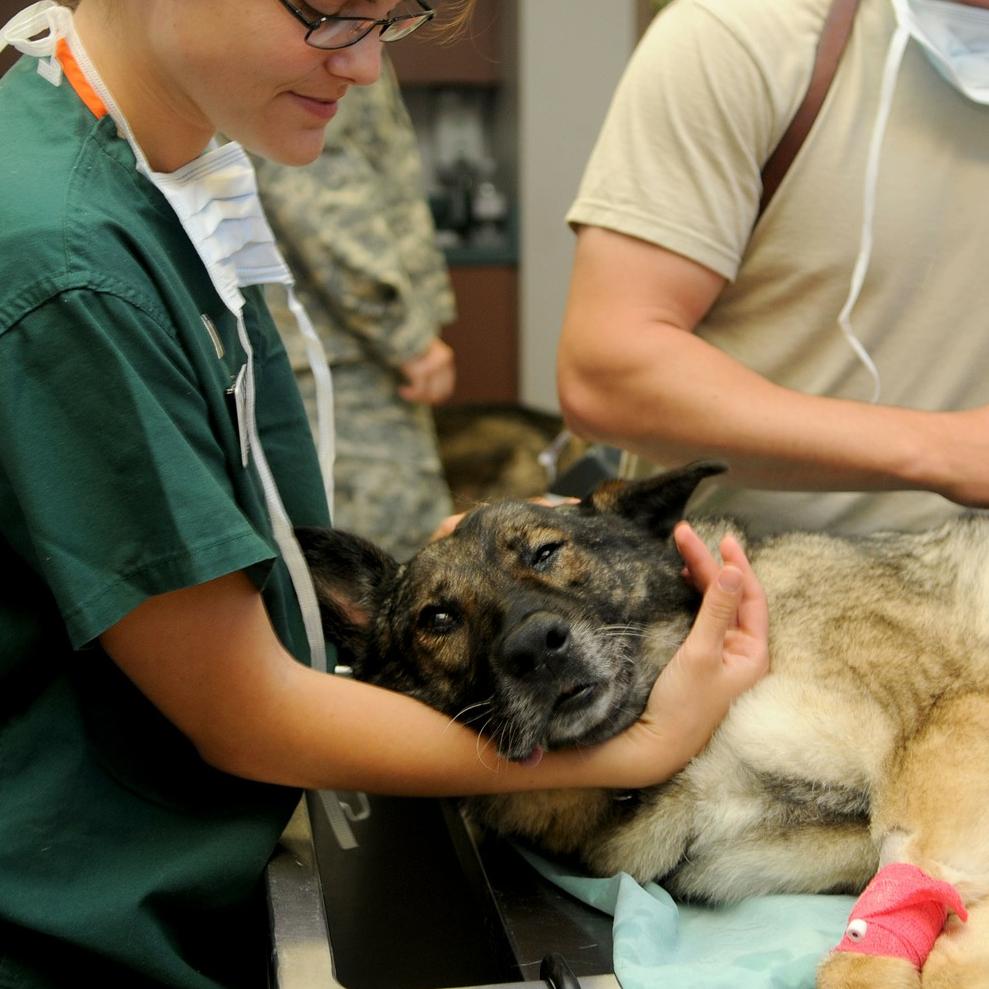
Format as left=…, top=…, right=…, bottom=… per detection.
left=256, top=57, right=455, bottom=560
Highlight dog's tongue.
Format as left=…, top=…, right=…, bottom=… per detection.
left=519, top=746, right=544, bottom=767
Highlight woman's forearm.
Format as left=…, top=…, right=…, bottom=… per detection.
left=103, top=555, right=764, bottom=798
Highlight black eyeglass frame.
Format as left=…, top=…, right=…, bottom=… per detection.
left=277, top=0, right=435, bottom=51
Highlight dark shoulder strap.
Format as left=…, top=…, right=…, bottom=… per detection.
left=757, top=0, right=862, bottom=219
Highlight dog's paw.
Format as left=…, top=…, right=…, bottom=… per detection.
left=922, top=911, right=989, bottom=989
left=816, top=951, right=920, bottom=989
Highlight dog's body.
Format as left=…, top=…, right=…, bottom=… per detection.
left=300, top=463, right=989, bottom=987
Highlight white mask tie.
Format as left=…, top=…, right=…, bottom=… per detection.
left=0, top=1, right=70, bottom=84
left=835, top=20, right=910, bottom=404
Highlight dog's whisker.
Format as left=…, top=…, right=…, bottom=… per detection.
left=475, top=715, right=509, bottom=772
left=596, top=624, right=648, bottom=637
left=446, top=696, right=495, bottom=732
left=460, top=708, right=494, bottom=728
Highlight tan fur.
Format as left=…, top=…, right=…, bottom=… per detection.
left=817, top=953, right=920, bottom=989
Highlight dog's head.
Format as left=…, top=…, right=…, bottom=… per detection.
left=298, top=461, right=725, bottom=763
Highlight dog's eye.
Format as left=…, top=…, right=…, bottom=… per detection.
left=529, top=542, right=563, bottom=571
left=416, top=604, right=461, bottom=635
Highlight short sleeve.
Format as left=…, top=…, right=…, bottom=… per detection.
left=568, top=0, right=818, bottom=280
left=0, top=289, right=276, bottom=647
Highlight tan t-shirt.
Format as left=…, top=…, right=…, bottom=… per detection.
left=568, top=0, right=989, bottom=535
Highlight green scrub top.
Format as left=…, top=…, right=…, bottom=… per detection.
left=0, top=55, right=332, bottom=988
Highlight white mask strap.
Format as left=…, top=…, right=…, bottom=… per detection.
left=233, top=312, right=328, bottom=671
left=836, top=22, right=910, bottom=404
left=0, top=1, right=68, bottom=85
left=285, top=288, right=335, bottom=514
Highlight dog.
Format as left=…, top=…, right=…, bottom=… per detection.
left=298, top=461, right=989, bottom=988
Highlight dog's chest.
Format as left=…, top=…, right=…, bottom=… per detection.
left=675, top=674, right=890, bottom=831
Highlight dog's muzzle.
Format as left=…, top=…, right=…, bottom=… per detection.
left=500, top=611, right=573, bottom=681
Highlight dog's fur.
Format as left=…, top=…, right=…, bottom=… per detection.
left=298, top=462, right=989, bottom=988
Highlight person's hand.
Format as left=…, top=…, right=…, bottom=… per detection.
left=398, top=338, right=456, bottom=405
left=672, top=521, right=768, bottom=691
left=616, top=522, right=769, bottom=785
left=429, top=511, right=466, bottom=541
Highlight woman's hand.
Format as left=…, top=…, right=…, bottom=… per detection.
left=671, top=521, right=769, bottom=693
left=611, top=522, right=769, bottom=787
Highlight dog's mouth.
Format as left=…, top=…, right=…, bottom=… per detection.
left=552, top=680, right=598, bottom=713
left=494, top=677, right=622, bottom=765
left=507, top=683, right=598, bottom=764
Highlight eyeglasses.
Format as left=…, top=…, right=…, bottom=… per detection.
left=278, top=0, right=435, bottom=51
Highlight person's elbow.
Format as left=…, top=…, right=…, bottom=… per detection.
left=557, top=343, right=627, bottom=444
left=193, top=731, right=261, bottom=781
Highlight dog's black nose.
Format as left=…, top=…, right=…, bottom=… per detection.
left=501, top=612, right=572, bottom=679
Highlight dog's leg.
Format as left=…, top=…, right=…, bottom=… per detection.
left=667, top=821, right=877, bottom=902
left=816, top=953, right=922, bottom=989
left=583, top=777, right=697, bottom=884
left=818, top=692, right=989, bottom=989
left=921, top=899, right=989, bottom=989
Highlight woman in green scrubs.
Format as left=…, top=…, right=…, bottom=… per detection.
left=0, top=1, right=768, bottom=984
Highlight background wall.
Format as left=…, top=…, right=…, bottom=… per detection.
left=517, top=1, right=639, bottom=411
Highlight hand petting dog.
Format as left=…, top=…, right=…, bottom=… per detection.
left=610, top=521, right=769, bottom=788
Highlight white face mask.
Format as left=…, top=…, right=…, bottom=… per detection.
left=1, top=2, right=335, bottom=672
left=891, top=0, right=989, bottom=104
left=126, top=142, right=336, bottom=498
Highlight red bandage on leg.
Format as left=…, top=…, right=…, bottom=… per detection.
left=834, top=862, right=968, bottom=969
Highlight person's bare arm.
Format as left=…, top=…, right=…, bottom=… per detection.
left=557, top=226, right=989, bottom=507
left=99, top=548, right=764, bottom=796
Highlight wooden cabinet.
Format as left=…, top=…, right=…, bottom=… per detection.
left=391, top=0, right=518, bottom=405
left=443, top=265, right=518, bottom=405
left=387, top=0, right=504, bottom=87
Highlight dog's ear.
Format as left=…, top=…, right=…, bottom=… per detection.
left=582, top=460, right=727, bottom=536
left=294, top=526, right=399, bottom=667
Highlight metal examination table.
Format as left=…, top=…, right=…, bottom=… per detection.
left=266, top=790, right=622, bottom=989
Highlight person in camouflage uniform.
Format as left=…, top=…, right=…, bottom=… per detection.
left=256, top=55, right=456, bottom=561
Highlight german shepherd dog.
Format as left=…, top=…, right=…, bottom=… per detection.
left=298, top=462, right=989, bottom=988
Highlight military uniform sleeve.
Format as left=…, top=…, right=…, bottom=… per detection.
left=0, top=289, right=276, bottom=648
left=360, top=60, right=456, bottom=331
left=258, top=59, right=454, bottom=369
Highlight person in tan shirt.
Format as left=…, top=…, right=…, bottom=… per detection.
left=561, top=0, right=989, bottom=537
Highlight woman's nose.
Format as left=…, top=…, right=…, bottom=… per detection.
left=324, top=33, right=384, bottom=86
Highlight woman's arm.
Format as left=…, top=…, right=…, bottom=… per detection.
left=99, top=532, right=765, bottom=796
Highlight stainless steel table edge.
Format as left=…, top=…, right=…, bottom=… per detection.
left=266, top=797, right=340, bottom=988
left=265, top=796, right=622, bottom=989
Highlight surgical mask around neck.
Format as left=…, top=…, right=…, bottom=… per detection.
left=836, top=1, right=989, bottom=405
left=892, top=0, right=989, bottom=104
left=127, top=141, right=337, bottom=500
left=1, top=1, right=335, bottom=675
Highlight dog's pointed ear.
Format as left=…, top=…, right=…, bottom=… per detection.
left=294, top=526, right=399, bottom=668
left=582, top=460, right=727, bottom=536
